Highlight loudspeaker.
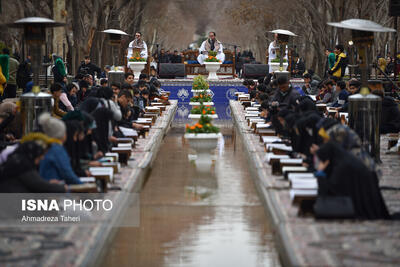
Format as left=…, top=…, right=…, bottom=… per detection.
left=158, top=63, right=185, bottom=78
left=242, top=64, right=269, bottom=79
left=390, top=0, right=400, bottom=16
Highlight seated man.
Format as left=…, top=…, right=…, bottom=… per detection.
left=197, top=31, right=225, bottom=65
left=117, top=89, right=143, bottom=130
left=124, top=72, right=135, bottom=86
left=302, top=73, right=319, bottom=95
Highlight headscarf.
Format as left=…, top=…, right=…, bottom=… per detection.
left=1, top=141, right=47, bottom=178
left=0, top=102, right=16, bottom=114
left=78, top=97, right=102, bottom=114
left=54, top=57, right=66, bottom=77
left=21, top=132, right=61, bottom=145
left=62, top=110, right=84, bottom=122
left=326, top=123, right=378, bottom=174
left=316, top=142, right=390, bottom=220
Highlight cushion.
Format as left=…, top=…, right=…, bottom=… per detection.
left=223, top=60, right=233, bottom=64
left=186, top=60, right=200, bottom=64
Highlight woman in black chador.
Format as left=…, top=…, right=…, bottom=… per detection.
left=315, top=142, right=390, bottom=220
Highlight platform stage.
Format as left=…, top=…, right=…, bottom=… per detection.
left=159, top=79, right=248, bottom=121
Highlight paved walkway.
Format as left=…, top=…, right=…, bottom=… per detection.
left=231, top=100, right=400, bottom=267
left=0, top=101, right=178, bottom=267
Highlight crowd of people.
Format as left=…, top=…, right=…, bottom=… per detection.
left=242, top=44, right=400, bottom=219
left=0, top=55, right=167, bottom=193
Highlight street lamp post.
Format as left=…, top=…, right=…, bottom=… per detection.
left=101, top=29, right=129, bottom=70
left=7, top=17, right=65, bottom=92
left=101, top=29, right=129, bottom=85
left=6, top=17, right=65, bottom=134
left=328, top=19, right=396, bottom=161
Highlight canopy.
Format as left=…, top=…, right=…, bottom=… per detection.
left=327, top=19, right=396, bottom=32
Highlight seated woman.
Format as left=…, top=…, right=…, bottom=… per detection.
left=371, top=89, right=400, bottom=134
left=38, top=113, right=82, bottom=184
left=0, top=141, right=67, bottom=193
left=317, top=118, right=377, bottom=175
left=59, top=83, right=78, bottom=112
left=0, top=102, right=18, bottom=149
left=315, top=142, right=390, bottom=220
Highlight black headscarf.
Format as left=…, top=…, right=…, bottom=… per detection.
left=79, top=97, right=101, bottom=114
left=1, top=141, right=46, bottom=178
left=296, top=96, right=316, bottom=113
left=316, top=142, right=390, bottom=220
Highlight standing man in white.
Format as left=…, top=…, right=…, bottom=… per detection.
left=197, top=32, right=225, bottom=65
left=127, top=32, right=148, bottom=63
left=268, top=33, right=288, bottom=73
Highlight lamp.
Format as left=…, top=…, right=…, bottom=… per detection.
left=269, top=29, right=297, bottom=78
left=7, top=17, right=65, bottom=93
left=327, top=19, right=396, bottom=161
left=101, top=29, right=129, bottom=70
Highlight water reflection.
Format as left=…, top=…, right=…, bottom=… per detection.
left=101, top=124, right=281, bottom=267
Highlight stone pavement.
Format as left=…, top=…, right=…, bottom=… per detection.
left=0, top=101, right=177, bottom=267
left=230, top=100, right=400, bottom=267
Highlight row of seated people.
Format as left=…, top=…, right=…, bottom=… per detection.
left=245, top=73, right=400, bottom=135
left=238, top=75, right=399, bottom=220
left=0, top=74, right=169, bottom=193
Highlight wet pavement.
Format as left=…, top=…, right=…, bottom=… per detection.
left=102, top=123, right=281, bottom=267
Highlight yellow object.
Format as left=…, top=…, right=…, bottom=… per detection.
left=32, top=85, right=41, bottom=94
left=360, top=86, right=370, bottom=96
left=318, top=127, right=330, bottom=142
left=21, top=132, right=62, bottom=146
left=0, top=65, right=6, bottom=95
left=378, top=57, right=386, bottom=72
left=331, top=52, right=347, bottom=78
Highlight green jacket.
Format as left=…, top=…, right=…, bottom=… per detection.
left=328, top=52, right=336, bottom=69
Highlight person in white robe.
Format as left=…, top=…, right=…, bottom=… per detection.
left=197, top=32, right=225, bottom=65
left=127, top=32, right=148, bottom=65
left=268, top=33, right=288, bottom=73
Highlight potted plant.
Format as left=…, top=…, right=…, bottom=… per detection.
left=191, top=75, right=212, bottom=96
left=189, top=93, right=214, bottom=106
left=204, top=51, right=222, bottom=80
left=127, top=51, right=147, bottom=80
left=269, top=57, right=288, bottom=73
left=188, top=105, right=218, bottom=121
left=184, top=115, right=220, bottom=170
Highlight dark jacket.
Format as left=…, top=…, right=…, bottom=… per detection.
left=77, top=62, right=101, bottom=78
left=381, top=96, right=400, bottom=134
left=272, top=86, right=301, bottom=110
left=170, top=55, right=182, bottom=63
left=159, top=54, right=170, bottom=63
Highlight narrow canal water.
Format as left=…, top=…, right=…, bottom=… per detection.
left=102, top=122, right=281, bottom=267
